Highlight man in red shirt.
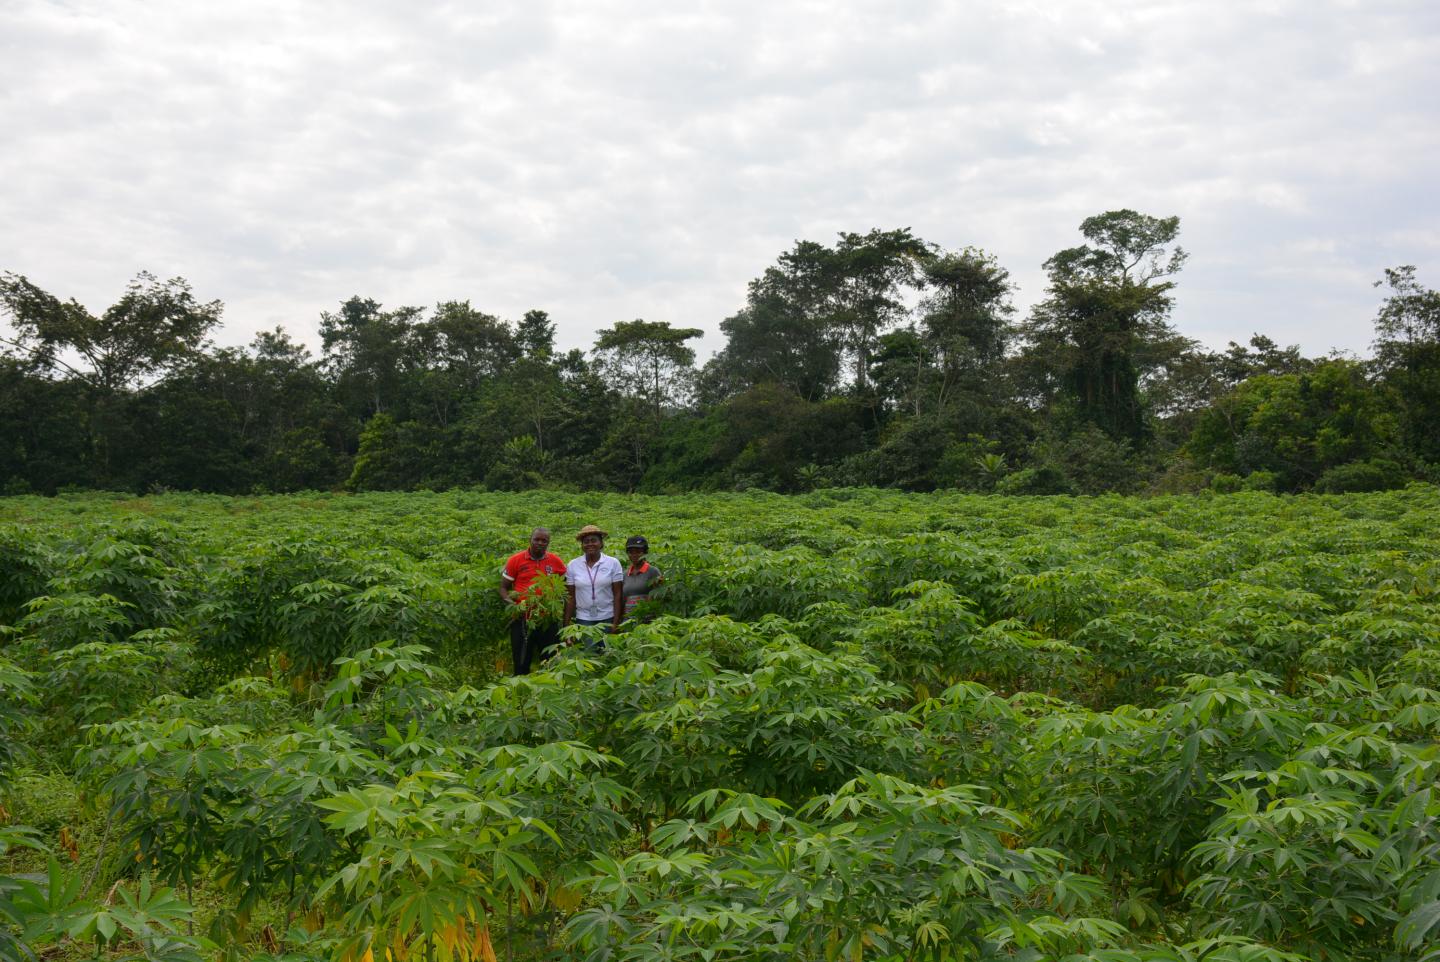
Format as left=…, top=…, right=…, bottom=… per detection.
left=498, top=527, right=567, bottom=674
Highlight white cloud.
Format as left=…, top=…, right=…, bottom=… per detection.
left=1, top=0, right=1437, bottom=360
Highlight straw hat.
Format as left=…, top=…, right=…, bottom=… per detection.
left=576, top=524, right=607, bottom=541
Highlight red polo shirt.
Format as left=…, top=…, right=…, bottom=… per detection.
left=502, top=550, right=567, bottom=599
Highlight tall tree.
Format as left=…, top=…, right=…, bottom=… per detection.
left=592, top=319, right=704, bottom=420
left=516, top=309, right=556, bottom=359
left=915, top=247, right=1014, bottom=414
left=421, top=301, right=519, bottom=387
left=0, top=271, right=223, bottom=483
left=245, top=329, right=344, bottom=484
left=0, top=357, right=93, bottom=492
left=829, top=228, right=928, bottom=393
left=0, top=271, right=222, bottom=392
left=318, top=296, right=423, bottom=418
left=1022, top=210, right=1188, bottom=441
left=868, top=326, right=928, bottom=417
left=589, top=320, right=704, bottom=487
left=124, top=348, right=267, bottom=492
left=410, top=302, right=519, bottom=426
left=705, top=241, right=843, bottom=402
left=703, top=229, right=926, bottom=402
left=1144, top=334, right=1313, bottom=443
left=1215, top=334, right=1313, bottom=387
left=1370, top=265, right=1440, bottom=461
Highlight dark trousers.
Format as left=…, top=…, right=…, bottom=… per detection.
left=510, top=619, right=560, bottom=675
left=572, top=618, right=611, bottom=654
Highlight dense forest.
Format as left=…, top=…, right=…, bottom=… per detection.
left=3, top=210, right=1437, bottom=497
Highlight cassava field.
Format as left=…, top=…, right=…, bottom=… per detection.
left=2, top=488, right=1439, bottom=962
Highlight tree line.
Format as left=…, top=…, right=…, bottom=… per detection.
left=3, top=210, right=1437, bottom=496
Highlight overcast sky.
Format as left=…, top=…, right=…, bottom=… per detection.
left=3, top=0, right=1437, bottom=361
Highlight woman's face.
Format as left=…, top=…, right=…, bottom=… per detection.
left=626, top=546, right=646, bottom=566
left=581, top=535, right=603, bottom=560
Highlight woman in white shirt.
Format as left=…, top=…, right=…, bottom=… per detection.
left=564, top=524, right=625, bottom=636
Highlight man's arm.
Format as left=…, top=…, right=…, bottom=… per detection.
left=564, top=584, right=576, bottom=627
left=498, top=557, right=518, bottom=605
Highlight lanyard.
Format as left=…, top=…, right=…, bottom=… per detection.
left=584, top=557, right=603, bottom=608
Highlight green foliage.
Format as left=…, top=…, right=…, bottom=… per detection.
left=1313, top=458, right=1408, bottom=494
left=1210, top=472, right=1243, bottom=493
left=0, top=528, right=53, bottom=626
left=507, top=572, right=566, bottom=626
left=707, top=386, right=867, bottom=491
left=1021, top=209, right=1190, bottom=443
left=0, top=270, right=222, bottom=393
left=591, top=319, right=704, bottom=421
left=1184, top=676, right=1440, bottom=959
left=1241, top=469, right=1279, bottom=492
left=313, top=770, right=557, bottom=962
left=1188, top=359, right=1402, bottom=491
left=2, top=488, right=1440, bottom=961
left=347, top=414, right=442, bottom=492
left=996, top=465, right=1073, bottom=495
left=7, top=248, right=1440, bottom=498
left=0, top=657, right=35, bottom=782
left=934, top=435, right=1006, bottom=491
left=2, top=812, right=213, bottom=962
left=0, top=771, right=79, bottom=836
left=6, top=858, right=211, bottom=961
left=1029, top=424, right=1148, bottom=494
left=568, top=774, right=1108, bottom=962
left=483, top=435, right=551, bottom=492
left=1371, top=266, right=1440, bottom=463
left=41, top=639, right=178, bottom=748
left=188, top=537, right=493, bottom=678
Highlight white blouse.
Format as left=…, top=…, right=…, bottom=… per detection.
left=565, top=553, right=624, bottom=620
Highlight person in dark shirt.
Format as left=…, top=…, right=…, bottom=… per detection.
left=621, top=535, right=663, bottom=622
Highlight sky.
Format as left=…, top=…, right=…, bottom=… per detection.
left=3, top=0, right=1438, bottom=361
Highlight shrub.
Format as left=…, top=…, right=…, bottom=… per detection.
left=996, top=466, right=1073, bottom=495
left=1242, top=470, right=1279, bottom=492
left=1029, top=426, right=1145, bottom=494
left=1210, top=472, right=1243, bottom=493
left=1147, top=457, right=1210, bottom=494
left=1313, top=458, right=1408, bottom=494
left=3, top=771, right=81, bottom=833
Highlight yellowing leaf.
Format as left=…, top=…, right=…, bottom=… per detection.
left=475, top=925, right=498, bottom=962
left=59, top=826, right=79, bottom=862
left=518, top=878, right=541, bottom=916
left=550, top=884, right=583, bottom=913
left=440, top=921, right=463, bottom=956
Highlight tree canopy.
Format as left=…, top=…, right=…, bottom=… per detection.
left=1, top=224, right=1434, bottom=497
left=0, top=271, right=222, bottom=392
